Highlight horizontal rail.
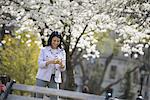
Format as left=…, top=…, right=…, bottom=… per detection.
left=7, top=94, right=42, bottom=100
left=11, top=83, right=104, bottom=100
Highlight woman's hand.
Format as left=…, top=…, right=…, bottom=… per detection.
left=46, top=59, right=55, bottom=66
left=46, top=59, right=64, bottom=68
left=54, top=59, right=65, bottom=68
left=54, top=59, right=61, bottom=64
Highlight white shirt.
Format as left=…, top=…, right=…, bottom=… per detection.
left=36, top=46, right=66, bottom=83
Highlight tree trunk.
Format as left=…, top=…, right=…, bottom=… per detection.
left=65, top=54, right=75, bottom=90
left=63, top=40, right=75, bottom=90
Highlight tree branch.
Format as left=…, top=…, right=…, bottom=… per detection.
left=138, top=11, right=150, bottom=27
left=98, top=53, right=114, bottom=92
left=70, top=24, right=88, bottom=57
left=99, top=66, right=140, bottom=95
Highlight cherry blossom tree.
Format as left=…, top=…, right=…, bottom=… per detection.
left=111, top=0, right=150, bottom=58
left=0, top=0, right=149, bottom=91
left=0, top=0, right=104, bottom=90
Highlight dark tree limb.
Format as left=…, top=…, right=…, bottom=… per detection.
left=99, top=66, right=139, bottom=95
left=70, top=24, right=88, bottom=57
left=98, top=53, right=114, bottom=92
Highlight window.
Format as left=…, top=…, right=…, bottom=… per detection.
left=109, top=65, right=117, bottom=79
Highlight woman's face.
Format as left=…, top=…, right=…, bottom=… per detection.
left=51, top=36, right=60, bottom=49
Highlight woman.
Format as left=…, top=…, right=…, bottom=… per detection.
left=36, top=31, right=66, bottom=99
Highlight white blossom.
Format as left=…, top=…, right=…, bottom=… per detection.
left=16, top=35, right=21, bottom=39
left=8, top=38, right=11, bottom=41
left=124, top=53, right=129, bottom=57
left=1, top=0, right=149, bottom=59
left=145, top=44, right=149, bottom=48
left=1, top=40, right=6, bottom=44
left=27, top=43, right=31, bottom=47
left=25, top=34, right=31, bottom=38
left=133, top=53, right=138, bottom=58
left=26, top=39, right=32, bottom=44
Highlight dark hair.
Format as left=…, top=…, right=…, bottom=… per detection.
left=0, top=74, right=10, bottom=85
left=47, top=31, right=62, bottom=48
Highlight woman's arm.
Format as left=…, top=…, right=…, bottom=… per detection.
left=38, top=48, right=47, bottom=68
left=38, top=48, right=56, bottom=68
left=59, top=50, right=66, bottom=71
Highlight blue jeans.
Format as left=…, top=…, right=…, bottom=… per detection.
left=36, top=75, right=58, bottom=100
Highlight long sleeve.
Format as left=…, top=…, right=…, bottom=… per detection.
left=60, top=50, right=66, bottom=71
left=38, top=48, right=47, bottom=68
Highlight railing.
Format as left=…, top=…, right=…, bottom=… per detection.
left=2, top=83, right=105, bottom=100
